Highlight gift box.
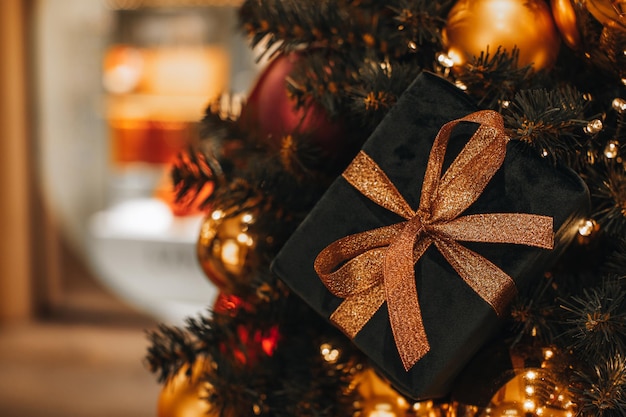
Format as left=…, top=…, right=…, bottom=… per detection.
left=270, top=72, right=589, bottom=400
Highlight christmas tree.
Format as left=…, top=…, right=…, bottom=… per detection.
left=146, top=1, right=626, bottom=416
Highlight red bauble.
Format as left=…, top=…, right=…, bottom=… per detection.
left=241, top=52, right=344, bottom=153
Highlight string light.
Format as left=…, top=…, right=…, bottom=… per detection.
left=584, top=119, right=603, bottom=134
left=612, top=97, right=626, bottom=113
left=604, top=140, right=620, bottom=159
left=320, top=343, right=340, bottom=363
left=578, top=219, right=597, bottom=236
left=437, top=52, right=455, bottom=68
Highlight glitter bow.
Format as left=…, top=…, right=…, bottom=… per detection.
left=314, top=110, right=554, bottom=371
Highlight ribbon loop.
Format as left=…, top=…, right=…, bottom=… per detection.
left=314, top=110, right=554, bottom=371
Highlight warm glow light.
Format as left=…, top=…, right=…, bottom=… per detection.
left=367, top=403, right=396, bottom=417
left=241, top=213, right=255, bottom=224
left=437, top=52, right=455, bottom=68
left=612, top=97, right=626, bottom=113
left=525, top=385, right=535, bottom=395
left=604, top=141, right=620, bottom=159
left=525, top=370, right=537, bottom=380
left=578, top=219, right=597, bottom=236
left=543, top=348, right=554, bottom=360
left=523, top=399, right=536, bottom=412
left=211, top=209, right=224, bottom=220
left=320, top=343, right=340, bottom=363
left=236, top=232, right=253, bottom=246
left=584, top=119, right=604, bottom=134
left=221, top=239, right=241, bottom=266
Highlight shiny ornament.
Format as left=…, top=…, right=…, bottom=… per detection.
left=157, top=360, right=214, bottom=417
left=442, top=0, right=561, bottom=70
left=356, top=368, right=410, bottom=417
left=212, top=291, right=252, bottom=316
left=240, top=52, right=344, bottom=154
left=197, top=209, right=261, bottom=292
left=477, top=368, right=575, bottom=417
left=586, top=0, right=626, bottom=30
left=551, top=0, right=582, bottom=49
left=556, top=0, right=626, bottom=78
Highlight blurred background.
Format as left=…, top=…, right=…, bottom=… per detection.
left=0, top=1, right=259, bottom=415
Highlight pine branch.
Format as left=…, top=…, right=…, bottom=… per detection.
left=559, top=278, right=626, bottom=360
left=571, top=354, right=626, bottom=417
left=145, top=324, right=201, bottom=383
left=584, top=160, right=626, bottom=238
left=503, top=85, right=590, bottom=163
left=451, top=46, right=534, bottom=108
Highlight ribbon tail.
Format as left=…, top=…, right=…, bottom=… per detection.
left=315, top=224, right=406, bottom=297
left=343, top=151, right=415, bottom=220
left=435, top=239, right=517, bottom=316
left=384, top=218, right=433, bottom=371
left=330, top=284, right=386, bottom=338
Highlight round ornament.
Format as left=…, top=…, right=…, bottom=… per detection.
left=197, top=209, right=262, bottom=293
left=356, top=368, right=410, bottom=417
left=476, top=368, right=575, bottom=417
left=585, top=0, right=626, bottom=30
left=550, top=0, right=582, bottom=49
left=157, top=360, right=213, bottom=417
left=240, top=52, right=344, bottom=153
left=442, top=0, right=561, bottom=71
left=551, top=0, right=626, bottom=78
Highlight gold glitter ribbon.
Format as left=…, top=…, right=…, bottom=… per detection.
left=314, top=110, right=554, bottom=371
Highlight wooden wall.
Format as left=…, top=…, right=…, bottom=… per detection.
left=0, top=0, right=33, bottom=321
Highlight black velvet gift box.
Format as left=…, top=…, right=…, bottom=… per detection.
left=271, top=72, right=589, bottom=400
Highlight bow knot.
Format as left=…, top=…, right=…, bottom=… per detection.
left=314, top=110, right=554, bottom=371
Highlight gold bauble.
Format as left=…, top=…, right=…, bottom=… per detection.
left=586, top=0, right=626, bottom=30
left=197, top=209, right=261, bottom=292
left=551, top=0, right=582, bottom=49
left=477, top=368, right=575, bottom=417
left=157, top=360, right=214, bottom=417
left=553, top=0, right=626, bottom=78
left=442, top=0, right=561, bottom=70
left=356, top=368, right=410, bottom=417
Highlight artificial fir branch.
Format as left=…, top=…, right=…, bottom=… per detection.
left=508, top=274, right=559, bottom=347
left=585, top=160, right=626, bottom=238
left=571, top=354, right=626, bottom=417
left=559, top=278, right=626, bottom=359
left=145, top=324, right=200, bottom=383
left=451, top=46, right=534, bottom=109
left=605, top=239, right=626, bottom=277
left=386, top=0, right=452, bottom=47
left=503, top=85, right=589, bottom=163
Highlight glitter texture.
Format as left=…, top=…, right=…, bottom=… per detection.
left=314, top=110, right=554, bottom=371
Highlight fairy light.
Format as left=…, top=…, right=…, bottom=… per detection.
left=437, top=52, right=455, bottom=68
left=367, top=403, right=396, bottom=417
left=584, top=119, right=603, bottom=134
left=604, top=140, right=620, bottom=159
left=454, top=80, right=468, bottom=91
left=523, top=399, right=536, bottom=412
left=612, top=97, right=626, bottom=113
left=211, top=209, right=224, bottom=220
left=578, top=218, right=597, bottom=236
left=543, top=348, right=554, bottom=360
left=320, top=343, right=340, bottom=363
